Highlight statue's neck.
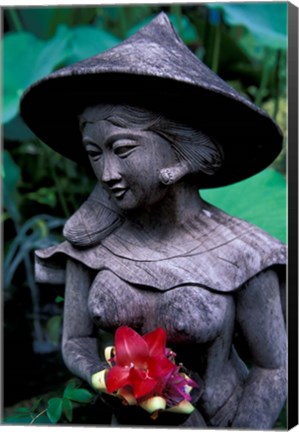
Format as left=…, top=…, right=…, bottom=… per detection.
left=125, top=183, right=204, bottom=236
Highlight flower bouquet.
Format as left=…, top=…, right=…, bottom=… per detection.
left=92, top=326, right=198, bottom=420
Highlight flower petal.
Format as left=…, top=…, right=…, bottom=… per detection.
left=115, top=326, right=149, bottom=367
left=148, top=356, right=177, bottom=379
left=106, top=365, right=131, bottom=393
left=130, top=368, right=158, bottom=399
left=140, top=396, right=166, bottom=413
left=163, top=371, right=198, bottom=406
left=143, top=328, right=167, bottom=357
left=91, top=369, right=108, bottom=392
left=166, top=400, right=195, bottom=414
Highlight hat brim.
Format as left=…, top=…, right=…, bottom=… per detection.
left=20, top=13, right=283, bottom=189
left=20, top=71, right=282, bottom=189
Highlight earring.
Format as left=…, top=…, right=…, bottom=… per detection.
left=159, top=162, right=190, bottom=185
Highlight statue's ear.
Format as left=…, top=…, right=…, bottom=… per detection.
left=63, top=182, right=124, bottom=248
left=159, top=161, right=190, bottom=185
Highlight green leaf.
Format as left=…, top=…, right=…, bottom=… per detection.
left=168, top=13, right=198, bottom=44
left=62, top=398, right=73, bottom=422
left=2, top=27, right=69, bottom=124
left=47, top=397, right=63, bottom=424
left=3, top=150, right=21, bottom=193
left=65, top=388, right=93, bottom=403
left=15, top=407, right=31, bottom=413
left=34, top=25, right=70, bottom=72
left=3, top=414, right=33, bottom=423
left=55, top=295, right=64, bottom=303
left=18, top=8, right=60, bottom=38
left=236, top=30, right=276, bottom=64
left=17, top=7, right=98, bottom=38
left=3, top=32, right=45, bottom=123
left=1, top=212, right=10, bottom=223
left=63, top=379, right=78, bottom=398
left=201, top=168, right=286, bottom=243
left=27, top=187, right=57, bottom=208
left=34, top=219, right=49, bottom=239
left=2, top=24, right=121, bottom=124
left=3, top=114, right=35, bottom=141
left=46, top=315, right=62, bottom=346
left=207, top=3, right=287, bottom=49
left=3, top=150, right=21, bottom=222
left=66, top=26, right=120, bottom=64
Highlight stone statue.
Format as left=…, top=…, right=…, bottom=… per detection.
left=21, top=13, right=287, bottom=429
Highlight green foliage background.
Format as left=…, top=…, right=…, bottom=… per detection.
left=2, top=3, right=287, bottom=426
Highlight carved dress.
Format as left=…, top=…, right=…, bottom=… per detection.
left=35, top=188, right=286, bottom=427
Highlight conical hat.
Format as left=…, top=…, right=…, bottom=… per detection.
left=20, top=12, right=282, bottom=188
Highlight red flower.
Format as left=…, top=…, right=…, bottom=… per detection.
left=106, top=327, right=178, bottom=400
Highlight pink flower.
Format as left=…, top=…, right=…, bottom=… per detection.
left=163, top=369, right=196, bottom=406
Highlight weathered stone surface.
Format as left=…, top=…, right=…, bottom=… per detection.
left=36, top=201, right=286, bottom=292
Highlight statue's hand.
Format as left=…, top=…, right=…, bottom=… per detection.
left=91, top=368, right=205, bottom=426
left=100, top=392, right=206, bottom=426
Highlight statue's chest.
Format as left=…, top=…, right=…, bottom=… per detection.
left=88, top=270, right=235, bottom=344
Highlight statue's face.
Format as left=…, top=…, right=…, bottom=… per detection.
left=81, top=106, right=177, bottom=210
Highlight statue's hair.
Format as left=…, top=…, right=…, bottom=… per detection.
left=80, top=104, right=224, bottom=178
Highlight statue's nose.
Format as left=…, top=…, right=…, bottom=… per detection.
left=101, top=155, right=122, bottom=184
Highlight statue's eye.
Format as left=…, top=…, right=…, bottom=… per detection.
left=114, top=143, right=137, bottom=158
left=85, top=146, right=102, bottom=161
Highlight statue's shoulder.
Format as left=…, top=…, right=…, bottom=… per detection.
left=206, top=201, right=286, bottom=254
left=34, top=200, right=286, bottom=292
left=34, top=237, right=110, bottom=285
left=199, top=202, right=286, bottom=291
left=34, top=182, right=124, bottom=285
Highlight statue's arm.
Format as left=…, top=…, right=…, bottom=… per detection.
left=62, top=258, right=107, bottom=386
left=232, top=268, right=287, bottom=429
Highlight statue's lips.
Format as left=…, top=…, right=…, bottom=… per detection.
left=110, top=187, right=128, bottom=199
